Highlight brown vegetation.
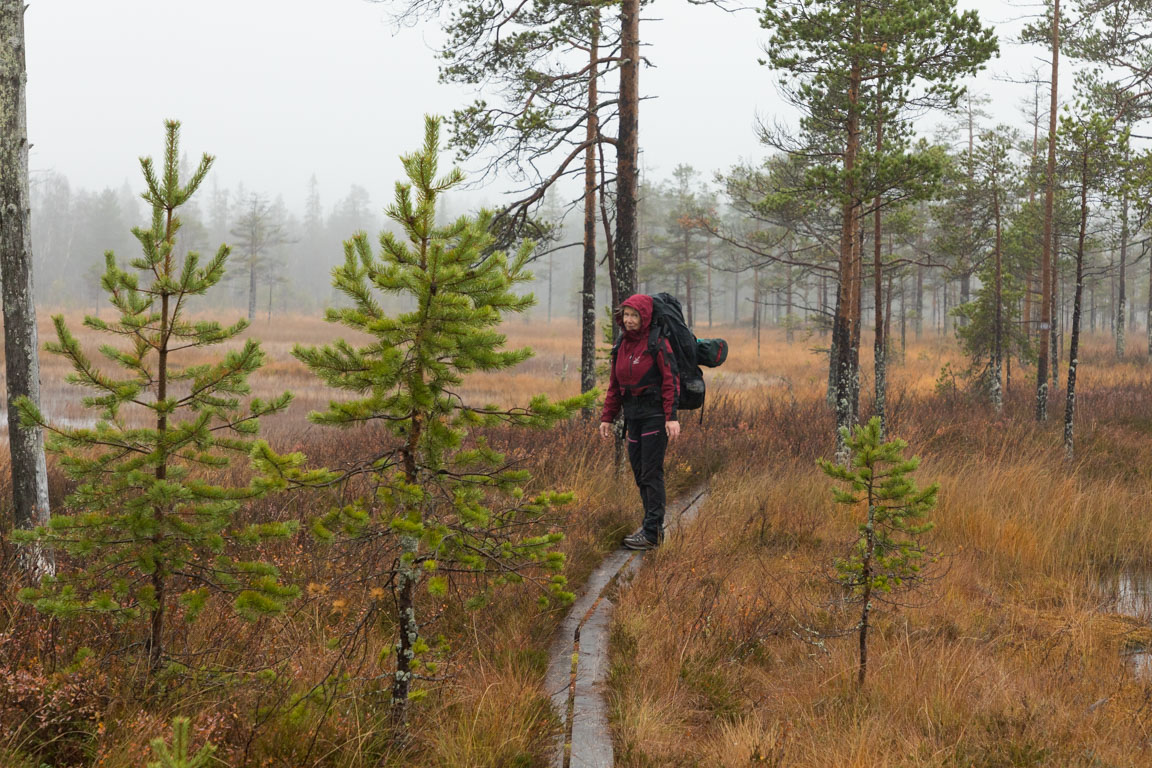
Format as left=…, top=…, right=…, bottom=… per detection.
left=2, top=314, right=1152, bottom=765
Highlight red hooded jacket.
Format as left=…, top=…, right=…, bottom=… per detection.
left=600, top=294, right=679, bottom=423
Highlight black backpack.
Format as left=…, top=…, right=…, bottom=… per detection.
left=612, top=292, right=728, bottom=412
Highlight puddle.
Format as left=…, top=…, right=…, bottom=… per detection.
left=1100, top=570, right=1152, bottom=676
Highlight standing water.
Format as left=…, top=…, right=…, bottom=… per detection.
left=1099, top=570, right=1152, bottom=674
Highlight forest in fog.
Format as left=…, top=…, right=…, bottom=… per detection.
left=5, top=0, right=1152, bottom=766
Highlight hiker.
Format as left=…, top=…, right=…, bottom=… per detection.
left=598, top=294, right=680, bottom=550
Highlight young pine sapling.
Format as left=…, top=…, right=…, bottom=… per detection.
left=293, top=116, right=595, bottom=737
left=819, top=416, right=938, bottom=686
left=15, top=121, right=301, bottom=672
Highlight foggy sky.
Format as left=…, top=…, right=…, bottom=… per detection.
left=27, top=0, right=1043, bottom=214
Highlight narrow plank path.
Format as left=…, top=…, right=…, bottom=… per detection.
left=545, top=486, right=710, bottom=768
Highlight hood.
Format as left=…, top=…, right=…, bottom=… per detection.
left=617, top=293, right=653, bottom=339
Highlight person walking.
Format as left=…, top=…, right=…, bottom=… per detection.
left=598, top=294, right=680, bottom=550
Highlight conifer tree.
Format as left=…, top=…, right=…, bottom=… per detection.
left=148, top=717, right=216, bottom=768
left=760, top=0, right=996, bottom=460
left=14, top=122, right=299, bottom=671
left=819, top=417, right=937, bottom=686
left=951, top=125, right=1027, bottom=410
left=293, top=116, right=594, bottom=737
left=1060, top=109, right=1123, bottom=458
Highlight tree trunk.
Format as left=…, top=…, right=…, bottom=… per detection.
left=706, top=243, right=713, bottom=328
left=0, top=0, right=52, bottom=579
left=915, top=262, right=923, bottom=340
left=834, top=10, right=862, bottom=465
left=598, top=144, right=618, bottom=311
left=248, top=254, right=258, bottom=322
left=390, top=549, right=418, bottom=736
left=991, top=181, right=1004, bottom=412
left=391, top=419, right=424, bottom=738
left=579, top=15, right=599, bottom=416
left=1116, top=188, right=1128, bottom=359
left=899, top=275, right=907, bottom=361
left=1065, top=150, right=1088, bottom=459
left=785, top=262, right=794, bottom=344
left=732, top=270, right=740, bottom=324
left=858, top=509, right=875, bottom=688
left=873, top=90, right=887, bottom=437
left=959, top=271, right=971, bottom=320
left=613, top=0, right=639, bottom=301
left=1037, top=0, right=1059, bottom=422
left=1147, top=234, right=1152, bottom=357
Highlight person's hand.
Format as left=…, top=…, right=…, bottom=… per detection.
left=599, top=421, right=613, bottom=440
left=666, top=420, right=681, bottom=441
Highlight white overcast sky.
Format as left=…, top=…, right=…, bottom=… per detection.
left=26, top=0, right=1047, bottom=214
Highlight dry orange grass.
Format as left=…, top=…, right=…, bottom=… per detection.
left=606, top=333, right=1152, bottom=767
left=8, top=308, right=1152, bottom=765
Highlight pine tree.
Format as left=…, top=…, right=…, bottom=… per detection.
left=1060, top=109, right=1124, bottom=458
left=819, top=417, right=937, bottom=686
left=14, top=121, right=299, bottom=671
left=293, top=116, right=595, bottom=738
left=760, top=0, right=997, bottom=460
left=148, top=717, right=215, bottom=768
left=950, top=124, right=1028, bottom=410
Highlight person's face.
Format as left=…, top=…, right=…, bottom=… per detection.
left=622, top=307, right=641, bottom=332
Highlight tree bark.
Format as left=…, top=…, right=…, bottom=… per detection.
left=1037, top=0, right=1059, bottom=422
left=579, top=12, right=599, bottom=417
left=992, top=180, right=1004, bottom=412
left=833, top=11, right=862, bottom=464
left=873, top=87, right=887, bottom=438
left=1116, top=186, right=1128, bottom=359
left=613, top=0, right=639, bottom=301
left=248, top=255, right=258, bottom=322
left=706, top=242, right=713, bottom=328
left=0, top=0, right=52, bottom=579
left=1065, top=148, right=1088, bottom=459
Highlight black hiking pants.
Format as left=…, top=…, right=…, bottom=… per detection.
left=625, top=415, right=669, bottom=543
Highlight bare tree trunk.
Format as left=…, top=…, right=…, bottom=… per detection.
left=613, top=0, right=639, bottom=301
left=1116, top=187, right=1128, bottom=358
left=858, top=514, right=875, bottom=687
left=899, top=275, right=907, bottom=361
left=0, top=0, right=52, bottom=579
left=579, top=15, right=599, bottom=417
left=248, top=255, right=258, bottom=322
left=1037, top=0, right=1059, bottom=422
left=547, top=251, right=553, bottom=323
left=732, top=269, right=739, bottom=324
left=872, top=90, right=887, bottom=437
left=1065, top=149, right=1089, bottom=459
left=706, top=242, right=713, bottom=328
left=390, top=546, right=418, bottom=736
left=915, top=262, right=923, bottom=340
left=598, top=140, right=618, bottom=311
left=785, top=262, right=794, bottom=344
left=391, top=422, right=424, bottom=738
left=991, top=182, right=1004, bottom=412
left=834, top=6, right=863, bottom=464
left=684, top=248, right=693, bottom=327
left=1147, top=236, right=1152, bottom=357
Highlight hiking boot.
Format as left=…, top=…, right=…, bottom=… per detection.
left=622, top=529, right=659, bottom=551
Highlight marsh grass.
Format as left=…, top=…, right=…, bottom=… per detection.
left=4, top=313, right=1152, bottom=764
